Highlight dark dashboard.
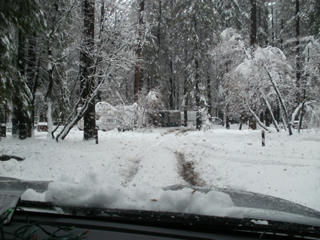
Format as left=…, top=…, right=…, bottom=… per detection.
left=2, top=201, right=320, bottom=240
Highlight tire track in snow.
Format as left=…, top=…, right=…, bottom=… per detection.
left=122, top=128, right=203, bottom=187
left=119, top=139, right=165, bottom=185
left=175, top=151, right=206, bottom=187
left=129, top=146, right=186, bottom=187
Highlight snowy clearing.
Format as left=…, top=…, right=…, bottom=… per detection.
left=1, top=125, right=320, bottom=217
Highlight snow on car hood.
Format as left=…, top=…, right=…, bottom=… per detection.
left=2, top=176, right=320, bottom=227
left=21, top=173, right=242, bottom=218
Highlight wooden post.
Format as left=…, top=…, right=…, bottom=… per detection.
left=261, top=130, right=265, bottom=147
left=95, top=127, right=98, bottom=144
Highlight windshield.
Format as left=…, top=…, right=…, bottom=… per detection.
left=1, top=0, right=320, bottom=232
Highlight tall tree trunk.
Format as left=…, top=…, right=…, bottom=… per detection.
left=249, top=0, right=257, bottom=130
left=280, top=10, right=284, bottom=50
left=46, top=100, right=53, bottom=138
left=195, top=58, right=201, bottom=130
left=183, top=51, right=188, bottom=127
left=28, top=33, right=39, bottom=134
left=46, top=30, right=54, bottom=136
left=97, top=0, right=105, bottom=103
left=134, top=0, right=144, bottom=103
left=295, top=0, right=301, bottom=107
left=226, top=116, right=230, bottom=129
left=250, top=0, right=257, bottom=47
left=30, top=56, right=41, bottom=134
left=157, top=0, right=162, bottom=52
left=193, top=7, right=201, bottom=130
left=298, top=97, right=305, bottom=133
left=271, top=2, right=275, bottom=46
left=169, top=60, right=174, bottom=109
left=13, top=30, right=32, bottom=139
left=298, top=47, right=309, bottom=133
left=81, top=0, right=95, bottom=140
left=175, top=73, right=179, bottom=108
left=207, top=72, right=212, bottom=116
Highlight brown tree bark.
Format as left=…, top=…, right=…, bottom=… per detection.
left=250, top=0, right=257, bottom=47
left=295, top=0, right=301, bottom=89
left=249, top=0, right=257, bottom=130
left=13, top=30, right=32, bottom=139
left=134, top=0, right=145, bottom=103
left=80, top=0, right=96, bottom=140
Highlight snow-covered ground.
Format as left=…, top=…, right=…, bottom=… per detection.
left=1, top=125, right=320, bottom=217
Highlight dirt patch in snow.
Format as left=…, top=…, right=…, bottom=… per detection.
left=175, top=151, right=205, bottom=186
left=0, top=155, right=24, bottom=161
left=161, top=127, right=196, bottom=136
left=175, top=128, right=196, bottom=136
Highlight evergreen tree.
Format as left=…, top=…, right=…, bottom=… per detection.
left=0, top=0, right=43, bottom=139
left=172, top=0, right=217, bottom=129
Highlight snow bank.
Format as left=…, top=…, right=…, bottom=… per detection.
left=40, top=173, right=242, bottom=217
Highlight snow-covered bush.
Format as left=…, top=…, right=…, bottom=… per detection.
left=95, top=102, right=135, bottom=131
left=137, top=89, right=164, bottom=127
left=95, top=89, right=164, bottom=130
left=304, top=102, right=320, bottom=129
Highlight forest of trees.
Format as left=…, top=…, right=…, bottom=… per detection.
left=0, top=0, right=319, bottom=140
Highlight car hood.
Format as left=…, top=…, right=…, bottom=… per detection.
left=165, top=185, right=320, bottom=227
left=1, top=177, right=320, bottom=228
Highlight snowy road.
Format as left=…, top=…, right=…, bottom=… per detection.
left=0, top=126, right=319, bottom=213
